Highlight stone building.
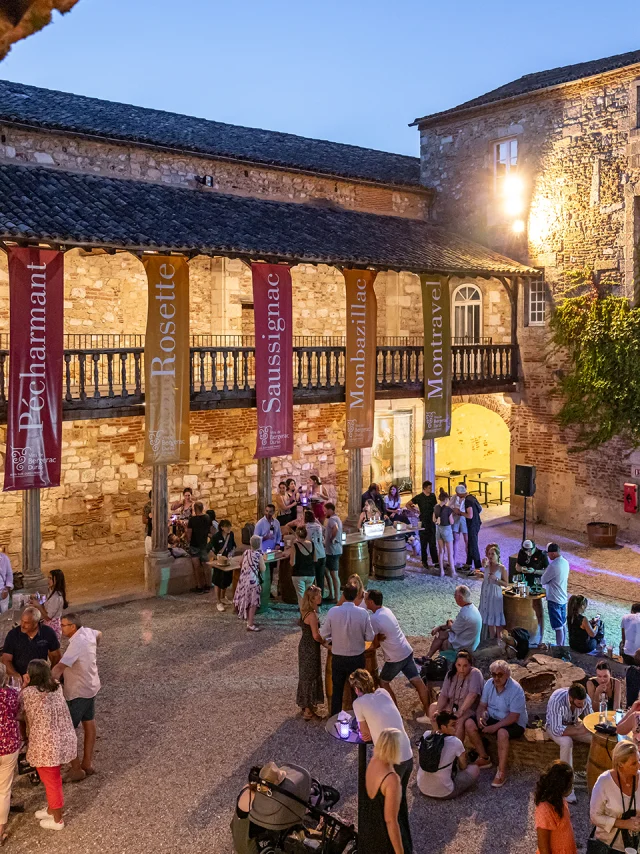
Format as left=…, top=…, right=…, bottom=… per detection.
left=413, top=47, right=640, bottom=536
left=0, top=79, right=531, bottom=579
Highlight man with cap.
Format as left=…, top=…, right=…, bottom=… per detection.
left=541, top=543, right=570, bottom=646
left=451, top=484, right=482, bottom=570
left=515, top=539, right=549, bottom=587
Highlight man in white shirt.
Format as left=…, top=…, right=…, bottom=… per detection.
left=621, top=604, right=640, bottom=664
left=417, top=710, right=479, bottom=799
left=52, top=614, right=102, bottom=781
left=541, top=543, right=570, bottom=646
left=545, top=683, right=592, bottom=803
left=350, top=669, right=413, bottom=829
left=365, top=589, right=431, bottom=720
left=0, top=551, right=13, bottom=614
left=427, top=586, right=482, bottom=655
left=320, top=583, right=374, bottom=716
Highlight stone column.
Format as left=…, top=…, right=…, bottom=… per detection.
left=422, top=438, right=435, bottom=486
left=257, top=457, right=272, bottom=519
left=22, top=489, right=45, bottom=590
left=151, top=465, right=169, bottom=555
left=347, top=447, right=363, bottom=525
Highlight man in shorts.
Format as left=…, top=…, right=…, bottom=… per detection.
left=541, top=542, right=570, bottom=647
left=52, top=614, right=102, bottom=781
left=366, top=589, right=431, bottom=720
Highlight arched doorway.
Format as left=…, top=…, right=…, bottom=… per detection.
left=435, top=402, right=510, bottom=514
left=452, top=283, right=482, bottom=344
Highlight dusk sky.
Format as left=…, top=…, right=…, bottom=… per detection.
left=1, top=0, right=639, bottom=157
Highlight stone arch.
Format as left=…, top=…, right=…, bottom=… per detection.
left=454, top=392, right=514, bottom=431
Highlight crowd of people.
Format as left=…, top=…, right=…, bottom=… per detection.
left=0, top=565, right=102, bottom=837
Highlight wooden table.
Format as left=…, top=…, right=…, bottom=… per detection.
left=485, top=475, right=509, bottom=505
left=502, top=588, right=545, bottom=642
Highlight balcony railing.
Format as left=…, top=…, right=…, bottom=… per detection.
left=0, top=340, right=518, bottom=421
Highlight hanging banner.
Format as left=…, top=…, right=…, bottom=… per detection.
left=4, top=247, right=64, bottom=491
left=421, top=275, right=452, bottom=439
left=344, top=269, right=377, bottom=449
left=252, top=263, right=293, bottom=458
left=143, top=256, right=190, bottom=465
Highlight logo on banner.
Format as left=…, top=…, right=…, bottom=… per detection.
left=4, top=248, right=63, bottom=492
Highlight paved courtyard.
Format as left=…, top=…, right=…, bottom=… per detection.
left=6, top=516, right=639, bottom=852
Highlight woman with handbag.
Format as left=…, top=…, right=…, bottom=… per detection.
left=535, top=761, right=576, bottom=854
left=589, top=741, right=640, bottom=853
left=234, top=535, right=266, bottom=632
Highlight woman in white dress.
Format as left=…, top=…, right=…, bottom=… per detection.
left=478, top=543, right=508, bottom=638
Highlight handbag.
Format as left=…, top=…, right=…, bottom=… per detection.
left=586, top=826, right=621, bottom=854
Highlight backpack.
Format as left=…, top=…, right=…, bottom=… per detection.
left=241, top=522, right=255, bottom=545
left=418, top=732, right=455, bottom=774
left=511, top=627, right=530, bottom=659
left=420, top=655, right=449, bottom=683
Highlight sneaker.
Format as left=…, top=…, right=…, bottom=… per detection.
left=415, top=715, right=431, bottom=726
left=34, top=807, right=50, bottom=820
left=39, top=816, right=64, bottom=831
left=475, top=757, right=493, bottom=769
left=216, top=602, right=225, bottom=612
left=491, top=771, right=506, bottom=788
left=566, top=790, right=577, bottom=804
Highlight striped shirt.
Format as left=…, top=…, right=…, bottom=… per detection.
left=545, top=688, right=592, bottom=737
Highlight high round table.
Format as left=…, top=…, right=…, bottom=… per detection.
left=583, top=710, right=629, bottom=792
left=325, top=713, right=369, bottom=834
left=502, top=588, right=545, bottom=642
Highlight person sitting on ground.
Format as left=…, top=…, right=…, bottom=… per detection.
left=433, top=491, right=455, bottom=578
left=234, top=535, right=266, bottom=632
left=351, top=669, right=414, bottom=832
left=290, top=526, right=316, bottom=609
left=417, top=710, right=479, bottom=800
left=31, top=568, right=68, bottom=641
left=324, top=503, right=343, bottom=603
left=359, top=727, right=413, bottom=854
left=364, top=589, right=431, bottom=721
left=52, top=613, right=102, bottom=782
left=21, top=659, right=77, bottom=831
left=427, top=585, right=482, bottom=656
left=516, top=539, right=549, bottom=587
left=567, top=594, right=605, bottom=654
left=590, top=740, right=640, bottom=853
left=338, top=573, right=367, bottom=609
left=621, top=603, right=640, bottom=665
left=209, top=520, right=236, bottom=612
left=587, top=660, right=622, bottom=712
left=545, top=682, right=592, bottom=803
left=465, top=659, right=528, bottom=789
left=2, top=606, right=60, bottom=678
left=426, top=649, right=484, bottom=740
left=534, top=761, right=577, bottom=854
left=0, top=663, right=21, bottom=845
left=186, top=501, right=212, bottom=594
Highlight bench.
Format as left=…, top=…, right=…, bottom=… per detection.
left=478, top=728, right=590, bottom=772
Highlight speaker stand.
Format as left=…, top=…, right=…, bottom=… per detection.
left=522, top=495, right=528, bottom=543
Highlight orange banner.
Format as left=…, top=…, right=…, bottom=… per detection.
left=343, top=269, right=377, bottom=449
left=143, top=256, right=190, bottom=465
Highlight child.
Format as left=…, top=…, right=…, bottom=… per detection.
left=534, top=761, right=577, bottom=854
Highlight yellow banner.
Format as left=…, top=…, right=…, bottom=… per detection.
left=143, top=256, right=190, bottom=464
left=344, top=269, right=377, bottom=449
left=421, top=275, right=451, bottom=439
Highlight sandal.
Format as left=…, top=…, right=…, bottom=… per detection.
left=303, top=710, right=314, bottom=721
left=247, top=625, right=261, bottom=632
left=0, top=832, right=8, bottom=847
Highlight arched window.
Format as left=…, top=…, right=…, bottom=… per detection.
left=452, top=284, right=482, bottom=343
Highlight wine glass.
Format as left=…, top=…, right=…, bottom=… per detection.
left=8, top=676, right=21, bottom=692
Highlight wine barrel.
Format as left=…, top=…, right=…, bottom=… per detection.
left=587, top=729, right=617, bottom=793
left=502, top=590, right=545, bottom=638
left=325, top=643, right=379, bottom=712
left=373, top=536, right=407, bottom=580
left=339, top=541, right=369, bottom=589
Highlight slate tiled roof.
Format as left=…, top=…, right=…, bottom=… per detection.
left=0, top=79, right=422, bottom=188
left=413, top=47, right=640, bottom=125
left=0, top=163, right=536, bottom=276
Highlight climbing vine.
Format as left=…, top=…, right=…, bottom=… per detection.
left=550, top=269, right=640, bottom=451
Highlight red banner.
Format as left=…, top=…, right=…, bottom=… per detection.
left=252, top=263, right=293, bottom=458
left=4, top=247, right=64, bottom=491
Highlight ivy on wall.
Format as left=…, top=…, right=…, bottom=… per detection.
left=550, top=269, right=640, bottom=451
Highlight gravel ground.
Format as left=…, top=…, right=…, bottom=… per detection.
left=6, top=516, right=636, bottom=852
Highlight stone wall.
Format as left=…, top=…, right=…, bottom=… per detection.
left=0, top=404, right=349, bottom=569
left=0, top=126, right=430, bottom=220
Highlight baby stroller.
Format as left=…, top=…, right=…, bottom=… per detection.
left=231, top=763, right=357, bottom=854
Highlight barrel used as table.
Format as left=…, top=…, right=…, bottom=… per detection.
left=325, top=643, right=378, bottom=712
left=583, top=710, right=625, bottom=793
left=502, top=590, right=545, bottom=640
left=373, top=535, right=407, bottom=580
left=339, top=541, right=369, bottom=589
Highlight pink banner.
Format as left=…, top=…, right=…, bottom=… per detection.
left=4, top=247, right=64, bottom=491
left=252, top=263, right=293, bottom=458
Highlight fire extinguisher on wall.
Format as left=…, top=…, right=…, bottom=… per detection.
left=624, top=483, right=638, bottom=514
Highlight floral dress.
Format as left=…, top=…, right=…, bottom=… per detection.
left=234, top=549, right=262, bottom=619
left=22, top=685, right=77, bottom=768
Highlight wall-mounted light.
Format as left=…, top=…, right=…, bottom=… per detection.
left=512, top=219, right=525, bottom=234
